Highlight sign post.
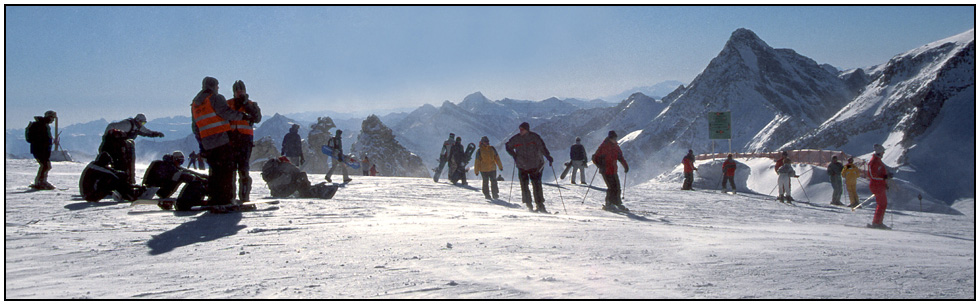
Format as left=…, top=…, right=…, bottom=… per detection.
left=708, top=112, right=732, bottom=154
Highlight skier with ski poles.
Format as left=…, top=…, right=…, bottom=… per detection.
left=827, top=155, right=845, bottom=206
left=591, top=130, right=630, bottom=212
left=842, top=157, right=862, bottom=208
left=776, top=158, right=799, bottom=203
left=505, top=122, right=554, bottom=213
left=867, top=144, right=892, bottom=229
left=721, top=154, right=737, bottom=194
left=681, top=149, right=697, bottom=190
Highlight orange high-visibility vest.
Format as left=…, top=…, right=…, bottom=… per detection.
left=227, top=98, right=254, bottom=136
left=192, top=94, right=232, bottom=139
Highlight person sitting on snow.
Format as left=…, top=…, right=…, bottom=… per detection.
left=262, top=157, right=338, bottom=199
left=79, top=152, right=146, bottom=202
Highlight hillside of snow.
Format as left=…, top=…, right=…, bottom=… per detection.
left=5, top=159, right=973, bottom=299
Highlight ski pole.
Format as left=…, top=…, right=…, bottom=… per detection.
left=508, top=163, right=516, bottom=203
left=549, top=164, right=567, bottom=214
left=795, top=176, right=811, bottom=203
left=581, top=167, right=600, bottom=205
left=621, top=171, right=627, bottom=200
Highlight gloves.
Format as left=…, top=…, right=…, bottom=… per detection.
left=624, top=165, right=629, bottom=173
left=300, top=156, right=305, bottom=165
left=241, top=113, right=253, bottom=123
left=150, top=131, right=165, bottom=138
left=546, top=155, right=553, bottom=166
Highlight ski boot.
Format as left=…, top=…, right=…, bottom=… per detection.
left=602, top=204, right=618, bottom=212
left=615, top=204, right=629, bottom=212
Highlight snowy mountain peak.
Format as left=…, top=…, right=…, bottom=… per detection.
left=461, top=91, right=490, bottom=104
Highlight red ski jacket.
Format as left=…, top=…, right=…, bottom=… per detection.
left=592, top=138, right=627, bottom=176
left=682, top=155, right=695, bottom=173
left=867, top=154, right=888, bottom=193
left=722, top=159, right=736, bottom=177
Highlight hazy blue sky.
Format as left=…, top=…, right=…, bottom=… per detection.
left=5, top=5, right=974, bottom=128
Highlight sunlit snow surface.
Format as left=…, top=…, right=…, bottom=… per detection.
left=5, top=159, right=973, bottom=299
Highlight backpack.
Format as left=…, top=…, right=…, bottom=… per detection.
left=25, top=121, right=36, bottom=144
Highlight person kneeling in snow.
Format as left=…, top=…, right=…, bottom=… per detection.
left=79, top=152, right=146, bottom=202
left=142, top=151, right=208, bottom=199
left=262, top=157, right=338, bottom=199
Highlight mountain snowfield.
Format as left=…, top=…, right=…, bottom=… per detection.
left=5, top=158, right=973, bottom=299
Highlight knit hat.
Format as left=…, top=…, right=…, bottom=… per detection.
left=608, top=130, right=617, bottom=138
left=232, top=80, right=246, bottom=93
left=43, top=110, right=56, bottom=120
left=575, top=137, right=581, bottom=143
left=336, top=129, right=343, bottom=136
left=202, top=76, right=218, bottom=91
left=290, top=124, right=300, bottom=131
left=519, top=122, right=530, bottom=131
left=480, top=136, right=489, bottom=144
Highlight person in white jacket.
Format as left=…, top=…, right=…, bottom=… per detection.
left=777, top=159, right=799, bottom=203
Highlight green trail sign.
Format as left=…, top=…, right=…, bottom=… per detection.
left=708, top=111, right=731, bottom=140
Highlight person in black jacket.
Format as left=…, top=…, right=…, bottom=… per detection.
left=142, top=151, right=208, bottom=199
left=281, top=124, right=304, bottom=166
left=448, top=136, right=467, bottom=185
left=568, top=137, right=588, bottom=184
left=79, top=152, right=144, bottom=202
left=26, top=110, right=57, bottom=190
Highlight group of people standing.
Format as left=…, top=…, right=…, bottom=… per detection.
left=446, top=123, right=630, bottom=213
left=189, top=77, right=262, bottom=207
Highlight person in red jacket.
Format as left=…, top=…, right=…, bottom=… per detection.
left=681, top=150, right=697, bottom=190
left=592, top=130, right=629, bottom=212
left=721, top=154, right=737, bottom=194
left=867, top=144, right=891, bottom=229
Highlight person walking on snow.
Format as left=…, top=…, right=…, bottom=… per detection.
left=681, top=150, right=697, bottom=190
left=505, top=122, right=554, bottom=213
left=842, top=157, right=862, bottom=208
left=324, top=129, right=351, bottom=183
left=281, top=124, right=304, bottom=166
left=26, top=110, right=57, bottom=190
left=474, top=136, right=503, bottom=200
left=227, top=80, right=262, bottom=202
left=867, top=144, right=892, bottom=229
left=448, top=136, right=467, bottom=185
left=721, top=154, right=737, bottom=194
left=777, top=158, right=798, bottom=203
left=827, top=155, right=845, bottom=206
left=568, top=137, right=588, bottom=184
left=191, top=76, right=249, bottom=207
left=102, top=113, right=165, bottom=184
left=592, top=130, right=630, bottom=212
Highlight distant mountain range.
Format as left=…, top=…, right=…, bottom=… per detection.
left=6, top=28, right=972, bottom=205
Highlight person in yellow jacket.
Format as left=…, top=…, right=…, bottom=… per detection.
left=841, top=157, right=862, bottom=207
left=473, top=136, right=503, bottom=200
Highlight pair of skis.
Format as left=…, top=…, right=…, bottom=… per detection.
left=130, top=198, right=280, bottom=213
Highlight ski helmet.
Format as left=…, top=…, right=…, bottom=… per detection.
left=873, top=144, right=885, bottom=155
left=134, top=113, right=147, bottom=124
left=43, top=110, right=57, bottom=120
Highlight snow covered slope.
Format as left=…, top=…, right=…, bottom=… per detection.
left=5, top=159, right=973, bottom=299
left=785, top=29, right=976, bottom=204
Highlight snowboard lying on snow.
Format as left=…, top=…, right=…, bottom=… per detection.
left=131, top=198, right=280, bottom=213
